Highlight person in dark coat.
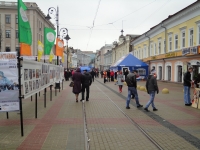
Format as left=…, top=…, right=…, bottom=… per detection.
left=114, top=71, right=117, bottom=80
left=194, top=73, right=200, bottom=88
left=107, top=70, right=111, bottom=82
left=64, top=69, right=70, bottom=81
left=72, top=68, right=83, bottom=102
left=183, top=66, right=193, bottom=106
left=144, top=71, right=159, bottom=112
left=90, top=70, right=95, bottom=82
left=81, top=70, right=92, bottom=101
left=124, top=69, right=129, bottom=80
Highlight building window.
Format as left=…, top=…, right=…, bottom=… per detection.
left=16, top=15, right=18, bottom=24
left=169, top=36, right=172, bottom=51
left=5, top=30, right=11, bottom=38
left=5, top=47, right=10, bottom=52
left=143, top=47, right=146, bottom=58
left=154, top=43, right=156, bottom=55
left=164, top=40, right=165, bottom=53
left=158, top=41, right=161, bottom=54
left=138, top=50, right=140, bottom=59
left=189, top=29, right=193, bottom=47
left=199, top=26, right=200, bottom=45
left=16, top=30, right=18, bottom=38
left=16, top=47, right=20, bottom=52
left=182, top=31, right=185, bottom=48
left=150, top=43, right=153, bottom=56
left=175, top=35, right=178, bottom=50
left=5, top=15, right=11, bottom=24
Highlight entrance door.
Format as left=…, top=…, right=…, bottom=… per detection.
left=167, top=66, right=171, bottom=81
left=177, top=66, right=182, bottom=82
left=122, top=67, right=129, bottom=73
left=159, top=66, right=162, bottom=80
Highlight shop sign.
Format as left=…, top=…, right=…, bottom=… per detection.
left=182, top=48, right=190, bottom=55
left=165, top=52, right=176, bottom=58
left=151, top=56, right=156, bottom=60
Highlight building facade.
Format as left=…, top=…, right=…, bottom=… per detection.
left=104, top=49, right=112, bottom=70
left=76, top=49, right=91, bottom=67
left=132, top=0, right=200, bottom=83
left=0, top=1, right=55, bottom=55
left=112, top=31, right=139, bottom=64
left=71, top=53, right=77, bottom=68
left=99, top=44, right=112, bottom=70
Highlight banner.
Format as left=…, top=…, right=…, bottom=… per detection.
left=44, top=27, right=56, bottom=55
left=18, top=0, right=32, bottom=56
left=38, top=40, right=43, bottom=61
left=56, top=38, right=64, bottom=57
left=0, top=52, right=19, bottom=112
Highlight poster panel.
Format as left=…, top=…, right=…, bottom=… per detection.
left=191, top=88, right=200, bottom=108
left=22, top=59, right=42, bottom=99
left=0, top=52, right=19, bottom=112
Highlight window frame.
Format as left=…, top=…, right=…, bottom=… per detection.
left=158, top=39, right=161, bottom=55
left=168, top=34, right=173, bottom=52
left=5, top=14, right=11, bottom=24
left=188, top=28, right=193, bottom=47
left=181, top=30, right=186, bottom=48
left=5, top=47, right=11, bottom=52
left=15, top=15, right=18, bottom=24
left=174, top=34, right=178, bottom=50
left=5, top=30, right=11, bottom=38
left=150, top=43, right=153, bottom=56
left=16, top=30, right=18, bottom=38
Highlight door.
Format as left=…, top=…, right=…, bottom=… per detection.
left=159, top=66, right=162, bottom=80
left=177, top=66, right=182, bottom=82
left=167, top=66, right=171, bottom=81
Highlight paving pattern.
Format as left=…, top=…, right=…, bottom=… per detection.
left=0, top=78, right=199, bottom=150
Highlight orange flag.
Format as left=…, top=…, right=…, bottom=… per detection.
left=20, top=43, right=32, bottom=56
left=56, top=38, right=64, bottom=57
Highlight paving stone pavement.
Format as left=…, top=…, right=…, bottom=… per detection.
left=0, top=78, right=199, bottom=150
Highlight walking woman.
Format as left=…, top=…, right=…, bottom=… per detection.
left=72, top=68, right=83, bottom=102
left=117, top=71, right=124, bottom=93
left=103, top=70, right=107, bottom=83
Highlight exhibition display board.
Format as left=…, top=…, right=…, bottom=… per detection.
left=192, top=88, right=200, bottom=109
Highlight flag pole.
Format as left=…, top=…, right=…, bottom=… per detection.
left=17, top=0, right=24, bottom=137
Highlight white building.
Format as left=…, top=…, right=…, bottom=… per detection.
left=72, top=53, right=77, bottom=68
left=104, top=50, right=112, bottom=70
left=99, top=44, right=112, bottom=71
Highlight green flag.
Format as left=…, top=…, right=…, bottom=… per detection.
left=44, top=27, right=56, bottom=55
left=18, top=0, right=32, bottom=45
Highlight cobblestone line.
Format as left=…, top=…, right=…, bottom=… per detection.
left=96, top=79, right=200, bottom=149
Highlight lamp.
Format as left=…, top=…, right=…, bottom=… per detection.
left=45, top=14, right=51, bottom=20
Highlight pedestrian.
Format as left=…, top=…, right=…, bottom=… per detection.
left=183, top=66, right=193, bottom=106
left=103, top=70, right=107, bottom=83
left=144, top=71, right=159, bottom=112
left=117, top=71, right=124, bottom=93
left=194, top=73, right=200, bottom=88
left=114, top=71, right=117, bottom=80
left=107, top=70, right=111, bottom=82
left=101, top=70, right=103, bottom=78
left=72, top=68, right=83, bottom=102
left=81, top=69, right=92, bottom=101
left=110, top=70, right=114, bottom=82
left=124, top=69, right=129, bottom=80
left=90, top=69, right=95, bottom=82
left=125, top=70, right=143, bottom=109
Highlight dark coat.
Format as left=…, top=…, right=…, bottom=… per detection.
left=183, top=71, right=192, bottom=87
left=72, top=68, right=82, bottom=94
left=146, top=75, right=159, bottom=93
left=125, top=72, right=137, bottom=88
left=82, top=72, right=92, bottom=86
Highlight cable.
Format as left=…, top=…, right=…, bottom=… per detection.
left=131, top=0, right=172, bottom=31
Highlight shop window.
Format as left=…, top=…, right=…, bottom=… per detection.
left=175, top=35, right=178, bottom=50
left=5, top=30, right=11, bottom=38
left=137, top=68, right=146, bottom=76
left=5, top=15, right=11, bottom=24
left=182, top=31, right=185, bottom=48
left=189, top=29, right=193, bottom=47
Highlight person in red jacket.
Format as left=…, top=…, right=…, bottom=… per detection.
left=110, top=70, right=114, bottom=82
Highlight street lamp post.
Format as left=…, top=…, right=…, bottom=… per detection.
left=64, top=34, right=70, bottom=69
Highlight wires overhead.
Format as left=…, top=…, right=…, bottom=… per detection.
left=92, top=0, right=102, bottom=28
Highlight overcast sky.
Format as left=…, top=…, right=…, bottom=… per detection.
left=13, top=0, right=197, bottom=52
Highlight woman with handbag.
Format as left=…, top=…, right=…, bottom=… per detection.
left=117, top=71, right=124, bottom=93
left=72, top=68, right=83, bottom=102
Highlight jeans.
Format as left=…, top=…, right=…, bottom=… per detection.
left=126, top=87, right=140, bottom=107
left=145, top=91, right=156, bottom=109
left=184, top=86, right=191, bottom=104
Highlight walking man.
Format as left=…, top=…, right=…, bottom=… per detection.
left=183, top=66, right=193, bottom=106
left=90, top=69, right=95, bottom=82
left=125, top=70, right=143, bottom=109
left=81, top=69, right=92, bottom=101
left=144, top=71, right=159, bottom=112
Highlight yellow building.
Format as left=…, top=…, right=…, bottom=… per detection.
left=131, top=0, right=200, bottom=83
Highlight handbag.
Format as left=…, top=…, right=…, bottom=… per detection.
left=121, top=79, right=124, bottom=82
left=69, top=81, right=74, bottom=87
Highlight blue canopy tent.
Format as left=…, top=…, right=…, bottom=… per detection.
left=80, top=66, right=91, bottom=73
left=110, top=53, right=149, bottom=78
